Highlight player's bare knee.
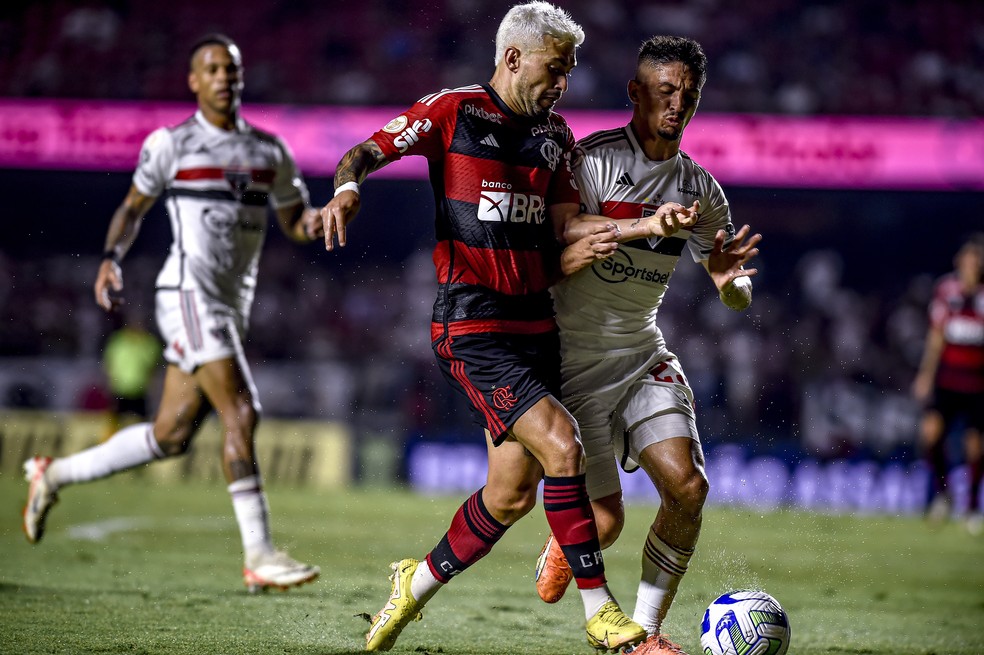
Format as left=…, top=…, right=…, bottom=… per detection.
left=678, top=471, right=709, bottom=517
left=485, top=485, right=537, bottom=525
left=151, top=424, right=194, bottom=457
left=219, top=398, right=259, bottom=436
left=543, top=436, right=585, bottom=477
left=597, top=516, right=624, bottom=550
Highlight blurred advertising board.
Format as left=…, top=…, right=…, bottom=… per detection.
left=1, top=99, right=982, bottom=190
left=0, top=410, right=352, bottom=489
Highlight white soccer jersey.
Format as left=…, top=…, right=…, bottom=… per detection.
left=133, top=111, right=308, bottom=317
left=553, top=124, right=734, bottom=357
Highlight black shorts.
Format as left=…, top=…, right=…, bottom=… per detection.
left=930, top=388, right=984, bottom=432
left=432, top=331, right=561, bottom=445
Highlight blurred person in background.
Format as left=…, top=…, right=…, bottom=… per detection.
left=317, top=2, right=698, bottom=651
left=101, top=307, right=160, bottom=439
left=913, top=233, right=984, bottom=535
left=22, top=33, right=323, bottom=591
left=535, top=36, right=760, bottom=655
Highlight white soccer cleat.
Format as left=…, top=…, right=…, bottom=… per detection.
left=23, top=456, right=58, bottom=544
left=243, top=549, right=320, bottom=593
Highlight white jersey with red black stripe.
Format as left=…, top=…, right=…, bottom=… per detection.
left=553, top=124, right=734, bottom=356
left=133, top=111, right=308, bottom=316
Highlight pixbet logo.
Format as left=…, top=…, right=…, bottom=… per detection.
left=592, top=248, right=671, bottom=285
left=393, top=118, right=433, bottom=153
left=464, top=103, right=503, bottom=124
left=477, top=184, right=545, bottom=224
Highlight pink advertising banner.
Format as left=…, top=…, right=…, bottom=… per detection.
left=0, top=98, right=982, bottom=190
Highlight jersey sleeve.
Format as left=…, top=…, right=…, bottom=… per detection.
left=369, top=95, right=450, bottom=163
left=269, top=136, right=309, bottom=209
left=132, top=127, right=176, bottom=197
left=548, top=124, right=581, bottom=207
left=687, top=169, right=733, bottom=262
left=572, top=143, right=603, bottom=215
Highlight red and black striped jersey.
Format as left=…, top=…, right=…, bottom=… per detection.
left=369, top=84, right=580, bottom=340
left=929, top=274, right=984, bottom=393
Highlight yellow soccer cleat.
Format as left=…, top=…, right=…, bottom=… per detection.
left=365, top=559, right=424, bottom=652
left=585, top=600, right=647, bottom=652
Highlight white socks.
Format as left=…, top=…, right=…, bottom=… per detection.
left=580, top=585, right=615, bottom=620
left=633, top=529, right=694, bottom=635
left=410, top=559, right=443, bottom=605
left=47, top=422, right=164, bottom=488
left=229, top=475, right=274, bottom=556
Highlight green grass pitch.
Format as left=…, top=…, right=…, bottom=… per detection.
left=1, top=473, right=982, bottom=654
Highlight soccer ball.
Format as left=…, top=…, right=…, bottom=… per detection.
left=700, top=590, right=790, bottom=655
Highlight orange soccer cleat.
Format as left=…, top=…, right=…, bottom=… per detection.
left=624, top=633, right=690, bottom=655
left=534, top=533, right=574, bottom=603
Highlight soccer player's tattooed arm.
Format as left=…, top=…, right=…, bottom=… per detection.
left=562, top=200, right=699, bottom=245
left=321, top=139, right=389, bottom=251
left=334, top=139, right=388, bottom=187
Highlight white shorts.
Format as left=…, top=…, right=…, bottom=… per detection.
left=155, top=289, right=249, bottom=375
left=562, top=350, right=699, bottom=500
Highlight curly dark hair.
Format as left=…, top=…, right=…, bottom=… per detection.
left=637, top=35, right=707, bottom=89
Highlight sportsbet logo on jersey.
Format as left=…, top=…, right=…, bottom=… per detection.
left=477, top=180, right=545, bottom=224
left=593, top=248, right=670, bottom=285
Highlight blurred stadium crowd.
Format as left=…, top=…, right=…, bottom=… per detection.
left=0, top=232, right=935, bottom=461
left=2, top=0, right=981, bottom=463
left=1, top=0, right=982, bottom=116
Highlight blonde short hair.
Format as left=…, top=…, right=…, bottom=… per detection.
left=494, top=2, right=584, bottom=65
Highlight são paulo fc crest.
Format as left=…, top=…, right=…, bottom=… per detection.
left=491, top=386, right=518, bottom=411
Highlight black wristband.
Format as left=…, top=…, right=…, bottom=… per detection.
left=102, top=250, right=120, bottom=263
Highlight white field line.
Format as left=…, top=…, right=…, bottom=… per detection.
left=66, top=516, right=229, bottom=541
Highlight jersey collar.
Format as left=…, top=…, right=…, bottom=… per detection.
left=626, top=122, right=681, bottom=168
left=194, top=109, right=247, bottom=135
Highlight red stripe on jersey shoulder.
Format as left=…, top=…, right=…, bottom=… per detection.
left=434, top=240, right=554, bottom=295
left=599, top=199, right=660, bottom=219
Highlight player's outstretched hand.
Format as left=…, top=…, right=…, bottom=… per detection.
left=647, top=200, right=699, bottom=238
left=707, top=224, right=761, bottom=290
left=95, top=259, right=123, bottom=312
left=320, top=191, right=360, bottom=251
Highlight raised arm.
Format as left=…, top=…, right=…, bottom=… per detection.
left=319, top=139, right=389, bottom=251
left=701, top=223, right=761, bottom=311
left=94, top=185, right=158, bottom=311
